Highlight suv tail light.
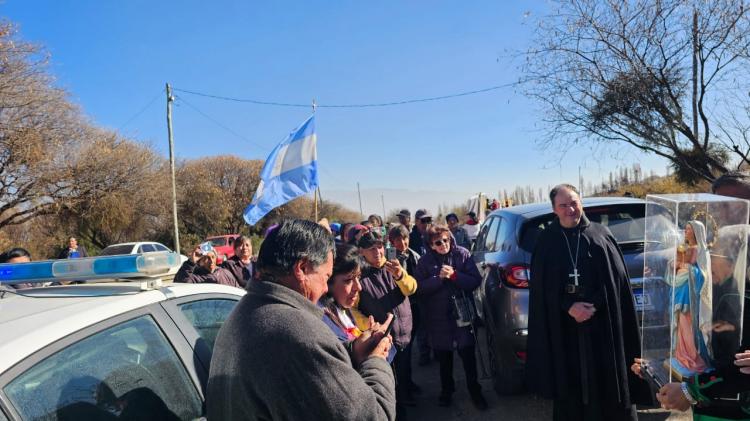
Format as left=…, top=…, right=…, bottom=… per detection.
left=503, top=264, right=530, bottom=288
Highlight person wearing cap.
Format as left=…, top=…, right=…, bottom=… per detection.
left=347, top=224, right=371, bottom=245
left=175, top=244, right=240, bottom=287
left=463, top=212, right=481, bottom=244
left=410, top=209, right=433, bottom=256
left=207, top=220, right=396, bottom=421
left=446, top=213, right=471, bottom=250
left=354, top=230, right=418, bottom=414
left=397, top=209, right=412, bottom=230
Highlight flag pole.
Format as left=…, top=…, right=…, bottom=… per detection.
left=312, top=99, right=318, bottom=222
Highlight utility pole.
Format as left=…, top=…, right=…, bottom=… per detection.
left=381, top=194, right=386, bottom=221
left=357, top=182, right=364, bottom=219
left=166, top=83, right=181, bottom=254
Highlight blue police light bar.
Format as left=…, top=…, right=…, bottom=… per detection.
left=0, top=252, right=181, bottom=285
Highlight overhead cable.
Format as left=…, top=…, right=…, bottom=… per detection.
left=173, top=82, right=517, bottom=109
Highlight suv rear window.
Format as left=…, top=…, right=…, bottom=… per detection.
left=99, top=245, right=134, bottom=256
left=519, top=203, right=645, bottom=252
left=208, top=237, right=227, bottom=247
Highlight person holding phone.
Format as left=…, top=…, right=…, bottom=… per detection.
left=355, top=230, right=418, bottom=416
left=174, top=243, right=239, bottom=287
left=414, top=224, right=487, bottom=410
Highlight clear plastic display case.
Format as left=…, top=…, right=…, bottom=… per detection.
left=640, top=193, right=749, bottom=388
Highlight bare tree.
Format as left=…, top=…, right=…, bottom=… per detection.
left=60, top=130, right=170, bottom=249
left=523, top=0, right=750, bottom=183
left=0, top=23, right=86, bottom=228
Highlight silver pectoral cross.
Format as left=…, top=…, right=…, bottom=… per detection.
left=569, top=268, right=580, bottom=286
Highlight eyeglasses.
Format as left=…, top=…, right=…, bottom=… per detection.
left=433, top=238, right=450, bottom=246
left=420, top=218, right=433, bottom=224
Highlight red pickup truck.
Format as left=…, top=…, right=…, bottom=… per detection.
left=204, top=234, right=240, bottom=264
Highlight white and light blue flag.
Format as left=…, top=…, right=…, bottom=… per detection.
left=243, top=115, right=318, bottom=225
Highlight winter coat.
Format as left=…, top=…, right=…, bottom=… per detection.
left=207, top=279, right=396, bottom=421
left=174, top=260, right=240, bottom=288
left=356, top=263, right=417, bottom=350
left=414, top=240, right=481, bottom=351
left=220, top=255, right=254, bottom=288
left=451, top=227, right=472, bottom=250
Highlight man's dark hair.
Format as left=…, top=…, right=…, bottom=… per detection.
left=388, top=224, right=410, bottom=241
left=712, top=170, right=750, bottom=193
left=0, top=248, right=31, bottom=263
left=256, top=219, right=335, bottom=282
left=549, top=183, right=579, bottom=206
left=331, top=244, right=362, bottom=281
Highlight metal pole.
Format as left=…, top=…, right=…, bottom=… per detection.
left=381, top=194, right=386, bottom=220
left=357, top=182, right=364, bottom=219
left=166, top=83, right=181, bottom=255
left=314, top=187, right=319, bottom=221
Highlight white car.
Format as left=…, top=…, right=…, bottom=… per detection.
left=0, top=253, right=245, bottom=421
left=99, top=242, right=188, bottom=280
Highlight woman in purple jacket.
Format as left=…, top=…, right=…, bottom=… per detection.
left=414, top=224, right=487, bottom=410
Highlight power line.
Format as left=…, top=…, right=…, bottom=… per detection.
left=173, top=82, right=517, bottom=109
left=117, top=88, right=165, bottom=131
left=174, top=95, right=271, bottom=152
left=176, top=94, right=345, bottom=184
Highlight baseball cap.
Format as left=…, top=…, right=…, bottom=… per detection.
left=397, top=209, right=411, bottom=218
left=466, top=211, right=477, bottom=219
left=446, top=213, right=459, bottom=222
left=415, top=209, right=432, bottom=220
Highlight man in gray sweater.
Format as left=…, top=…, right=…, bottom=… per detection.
left=207, top=219, right=396, bottom=421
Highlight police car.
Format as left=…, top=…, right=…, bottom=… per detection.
left=0, top=253, right=245, bottom=421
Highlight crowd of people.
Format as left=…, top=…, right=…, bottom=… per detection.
left=5, top=171, right=750, bottom=420
left=204, top=208, right=490, bottom=421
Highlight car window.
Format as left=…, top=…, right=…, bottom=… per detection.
left=178, top=299, right=238, bottom=350
left=483, top=217, right=501, bottom=252
left=473, top=218, right=492, bottom=252
left=208, top=238, right=226, bottom=247
left=141, top=244, right=156, bottom=253
left=519, top=203, right=646, bottom=252
left=496, top=216, right=515, bottom=251
left=99, top=245, right=134, bottom=256
left=154, top=244, right=169, bottom=252
left=3, top=316, right=202, bottom=421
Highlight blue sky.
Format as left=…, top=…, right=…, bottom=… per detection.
left=3, top=1, right=669, bottom=215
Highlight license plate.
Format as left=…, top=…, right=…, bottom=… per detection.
left=634, top=291, right=652, bottom=311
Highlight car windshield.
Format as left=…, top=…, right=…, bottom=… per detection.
left=208, top=238, right=227, bottom=247
left=99, top=245, right=134, bottom=256
left=519, top=203, right=646, bottom=252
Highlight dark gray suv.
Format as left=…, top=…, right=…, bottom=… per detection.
left=473, top=197, right=648, bottom=394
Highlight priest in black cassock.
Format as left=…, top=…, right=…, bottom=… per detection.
left=526, top=184, right=649, bottom=421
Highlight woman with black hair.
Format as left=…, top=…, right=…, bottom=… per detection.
left=320, top=244, right=365, bottom=341
left=0, top=247, right=33, bottom=289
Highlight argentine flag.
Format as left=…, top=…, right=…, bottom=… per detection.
left=243, top=115, right=318, bottom=225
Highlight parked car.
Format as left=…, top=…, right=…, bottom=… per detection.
left=204, top=234, right=240, bottom=264
left=99, top=242, right=188, bottom=281
left=0, top=253, right=245, bottom=421
left=473, top=197, right=655, bottom=395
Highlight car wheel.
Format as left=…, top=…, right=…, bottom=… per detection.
left=485, top=317, right=525, bottom=395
